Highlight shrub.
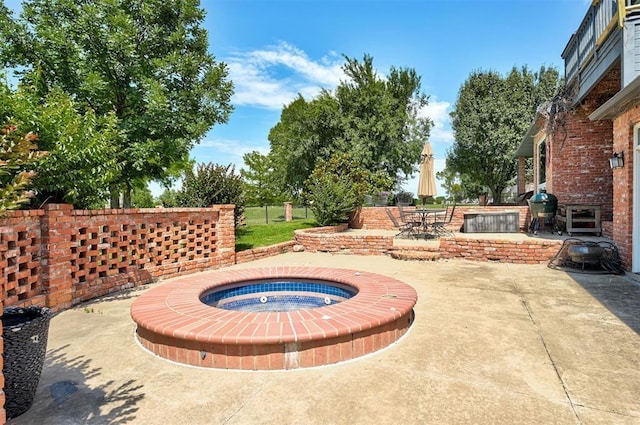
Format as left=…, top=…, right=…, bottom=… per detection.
left=176, top=163, right=245, bottom=227
left=304, top=154, right=373, bottom=226
left=0, top=125, right=43, bottom=216
left=394, top=191, right=414, bottom=206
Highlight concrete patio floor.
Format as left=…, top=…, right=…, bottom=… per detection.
left=10, top=252, right=640, bottom=425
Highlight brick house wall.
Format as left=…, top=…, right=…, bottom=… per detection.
left=545, top=65, right=619, bottom=223
left=611, top=104, right=640, bottom=267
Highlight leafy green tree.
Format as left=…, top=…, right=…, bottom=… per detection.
left=241, top=151, right=279, bottom=206
left=335, top=55, right=430, bottom=182
left=1, top=82, right=120, bottom=208
left=268, top=54, right=432, bottom=196
left=1, top=0, right=233, bottom=207
left=268, top=93, right=341, bottom=197
left=449, top=66, right=560, bottom=204
left=241, top=150, right=281, bottom=223
left=176, top=163, right=245, bottom=227
left=131, top=184, right=155, bottom=208
left=157, top=188, right=179, bottom=208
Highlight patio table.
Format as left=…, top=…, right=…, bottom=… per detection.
left=414, top=208, right=445, bottom=237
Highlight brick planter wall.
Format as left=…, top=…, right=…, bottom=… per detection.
left=294, top=224, right=394, bottom=255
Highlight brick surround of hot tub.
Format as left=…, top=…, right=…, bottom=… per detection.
left=130, top=267, right=417, bottom=370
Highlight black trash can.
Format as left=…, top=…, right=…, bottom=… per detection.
left=2, top=306, right=52, bottom=419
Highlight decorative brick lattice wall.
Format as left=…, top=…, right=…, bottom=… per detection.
left=0, top=204, right=235, bottom=312
left=0, top=204, right=235, bottom=421
left=1, top=211, right=45, bottom=308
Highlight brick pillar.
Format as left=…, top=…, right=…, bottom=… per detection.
left=284, top=202, right=293, bottom=222
left=216, top=205, right=236, bottom=267
left=40, top=204, right=74, bottom=311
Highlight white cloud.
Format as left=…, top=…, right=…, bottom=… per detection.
left=197, top=138, right=269, bottom=164
left=419, top=98, right=454, bottom=145
left=225, top=42, right=345, bottom=110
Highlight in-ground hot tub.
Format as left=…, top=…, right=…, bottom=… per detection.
left=130, top=267, right=417, bottom=370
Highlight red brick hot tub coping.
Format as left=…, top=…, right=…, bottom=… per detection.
left=130, top=266, right=417, bottom=370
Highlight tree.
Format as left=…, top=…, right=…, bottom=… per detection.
left=241, top=150, right=281, bottom=223
left=268, top=93, right=341, bottom=197
left=448, top=66, right=560, bottom=204
left=268, top=54, right=432, bottom=196
left=1, top=81, right=121, bottom=208
left=241, top=151, right=279, bottom=206
left=1, top=0, right=233, bottom=207
left=335, top=55, right=430, bottom=183
left=175, top=163, right=245, bottom=227
left=157, top=188, right=179, bottom=208
left=131, top=184, right=155, bottom=208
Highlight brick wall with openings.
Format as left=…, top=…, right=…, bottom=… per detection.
left=611, top=103, right=640, bottom=268
left=546, top=65, right=619, bottom=223
left=0, top=204, right=235, bottom=312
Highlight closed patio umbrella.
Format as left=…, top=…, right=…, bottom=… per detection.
left=417, top=141, right=437, bottom=204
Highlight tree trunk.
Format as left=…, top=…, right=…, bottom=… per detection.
left=123, top=186, right=132, bottom=208
left=109, top=187, right=120, bottom=209
left=491, top=187, right=505, bottom=206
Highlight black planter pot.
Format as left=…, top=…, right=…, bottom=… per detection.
left=2, top=306, right=52, bottom=419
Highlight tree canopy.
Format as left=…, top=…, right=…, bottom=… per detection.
left=1, top=81, right=121, bottom=208
left=1, top=0, right=233, bottom=207
left=448, top=66, right=561, bottom=203
left=267, top=54, right=432, bottom=198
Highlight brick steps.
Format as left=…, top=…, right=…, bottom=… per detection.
left=389, top=245, right=441, bottom=261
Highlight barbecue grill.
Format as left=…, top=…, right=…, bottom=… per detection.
left=527, top=190, right=561, bottom=235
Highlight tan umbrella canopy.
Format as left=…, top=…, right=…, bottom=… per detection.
left=417, top=141, right=437, bottom=203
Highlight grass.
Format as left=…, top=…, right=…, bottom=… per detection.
left=243, top=205, right=314, bottom=226
left=236, top=219, right=317, bottom=251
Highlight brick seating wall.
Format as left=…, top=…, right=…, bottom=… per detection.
left=294, top=224, right=393, bottom=256
left=350, top=205, right=532, bottom=231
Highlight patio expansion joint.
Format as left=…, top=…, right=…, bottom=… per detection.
left=505, top=264, right=583, bottom=424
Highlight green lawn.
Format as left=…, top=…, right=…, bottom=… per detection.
left=243, top=205, right=314, bottom=225
left=235, top=219, right=317, bottom=251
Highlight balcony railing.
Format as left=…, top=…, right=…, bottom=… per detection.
left=562, top=0, right=620, bottom=85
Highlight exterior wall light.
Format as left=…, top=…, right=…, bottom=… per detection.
left=609, top=151, right=624, bottom=169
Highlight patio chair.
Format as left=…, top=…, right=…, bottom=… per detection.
left=386, top=207, right=420, bottom=239
left=430, top=202, right=456, bottom=237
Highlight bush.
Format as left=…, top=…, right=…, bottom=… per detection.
left=0, top=125, right=42, bottom=215
left=394, top=191, right=414, bottom=206
left=304, top=154, right=374, bottom=226
left=176, top=163, right=245, bottom=227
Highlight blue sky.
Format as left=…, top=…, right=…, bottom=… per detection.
left=4, top=0, right=590, bottom=197
left=196, top=0, right=588, bottom=198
